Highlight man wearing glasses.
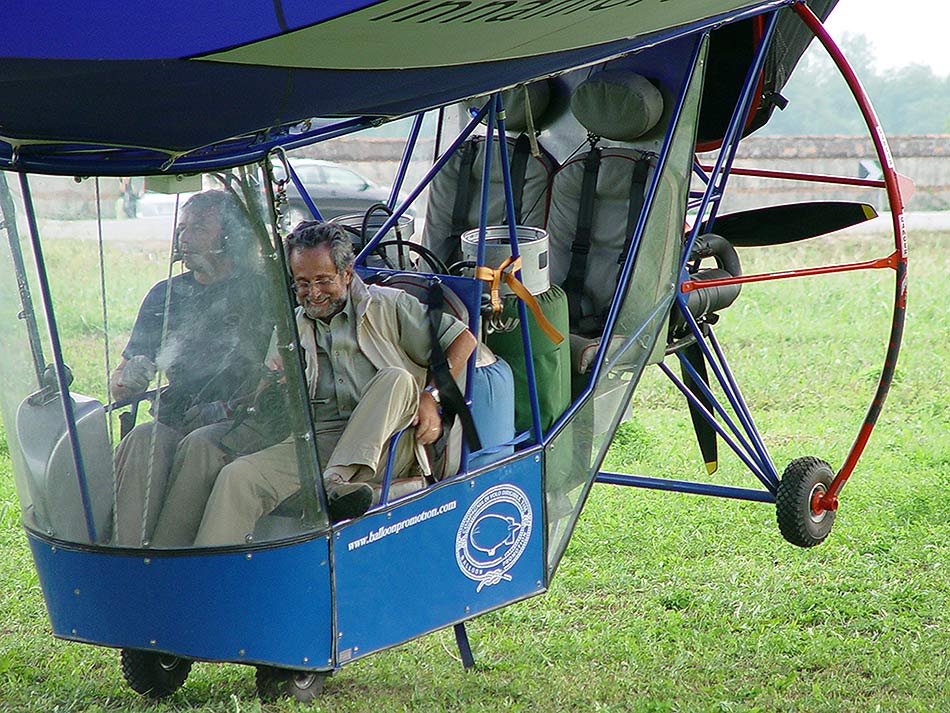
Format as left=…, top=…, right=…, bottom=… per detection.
left=151, top=220, right=476, bottom=546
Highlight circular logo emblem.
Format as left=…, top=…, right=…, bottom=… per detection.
left=455, top=484, right=533, bottom=591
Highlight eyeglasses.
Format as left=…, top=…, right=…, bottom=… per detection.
left=291, top=276, right=339, bottom=293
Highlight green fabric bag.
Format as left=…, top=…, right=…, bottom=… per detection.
left=486, top=285, right=571, bottom=435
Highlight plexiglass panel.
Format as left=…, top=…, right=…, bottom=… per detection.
left=545, top=37, right=709, bottom=575
left=0, top=166, right=328, bottom=549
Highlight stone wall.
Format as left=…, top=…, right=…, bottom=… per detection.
left=696, top=135, right=950, bottom=212
left=302, top=134, right=950, bottom=213
left=12, top=135, right=950, bottom=220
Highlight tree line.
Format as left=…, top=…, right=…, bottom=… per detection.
left=761, top=33, right=950, bottom=136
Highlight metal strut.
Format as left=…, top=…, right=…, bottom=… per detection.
left=453, top=622, right=476, bottom=670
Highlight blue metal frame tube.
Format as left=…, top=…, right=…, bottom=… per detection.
left=388, top=113, right=424, bottom=210
left=494, top=94, right=544, bottom=443
left=475, top=98, right=497, bottom=269
left=671, top=348, right=764, bottom=470
left=596, top=471, right=775, bottom=503
left=707, top=326, right=777, bottom=478
left=659, top=361, right=773, bottom=490
left=673, top=295, right=779, bottom=486
left=286, top=159, right=323, bottom=221
left=18, top=173, right=99, bottom=542
left=683, top=11, right=780, bottom=262
left=355, top=102, right=491, bottom=264
left=372, top=429, right=408, bottom=508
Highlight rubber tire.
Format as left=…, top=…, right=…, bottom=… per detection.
left=256, top=665, right=327, bottom=703
left=776, top=456, right=837, bottom=548
left=120, top=649, right=192, bottom=699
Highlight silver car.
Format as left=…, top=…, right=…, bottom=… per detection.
left=275, top=158, right=401, bottom=225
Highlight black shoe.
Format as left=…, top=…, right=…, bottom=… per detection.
left=327, top=481, right=373, bottom=522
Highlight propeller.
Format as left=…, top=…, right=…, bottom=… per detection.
left=679, top=341, right=718, bottom=475
left=699, top=201, right=877, bottom=247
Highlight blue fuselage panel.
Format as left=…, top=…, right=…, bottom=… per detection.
left=333, top=452, right=546, bottom=661
left=27, top=534, right=333, bottom=669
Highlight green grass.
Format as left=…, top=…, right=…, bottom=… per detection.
left=0, top=227, right=947, bottom=712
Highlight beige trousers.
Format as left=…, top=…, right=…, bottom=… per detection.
left=148, top=420, right=258, bottom=546
left=111, top=421, right=182, bottom=546
left=174, top=367, right=421, bottom=547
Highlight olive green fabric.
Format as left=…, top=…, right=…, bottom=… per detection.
left=570, top=70, right=664, bottom=141
left=486, top=285, right=570, bottom=434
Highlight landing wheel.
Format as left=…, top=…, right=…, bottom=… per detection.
left=120, top=648, right=192, bottom=698
left=776, top=457, right=837, bottom=548
left=255, top=665, right=328, bottom=703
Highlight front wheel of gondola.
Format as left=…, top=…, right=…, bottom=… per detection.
left=776, top=457, right=837, bottom=548
left=256, top=665, right=328, bottom=703
left=120, top=648, right=192, bottom=698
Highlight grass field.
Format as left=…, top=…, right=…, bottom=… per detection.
left=0, top=223, right=947, bottom=712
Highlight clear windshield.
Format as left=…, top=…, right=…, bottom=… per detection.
left=0, top=166, right=328, bottom=548
left=544, top=36, right=708, bottom=575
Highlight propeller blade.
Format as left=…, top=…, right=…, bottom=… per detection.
left=680, top=342, right=718, bottom=475
left=700, top=201, right=878, bottom=247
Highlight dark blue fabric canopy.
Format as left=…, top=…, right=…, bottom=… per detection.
left=0, top=0, right=790, bottom=175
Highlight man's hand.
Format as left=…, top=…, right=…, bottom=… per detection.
left=111, top=355, right=156, bottom=400
left=413, top=388, right=442, bottom=446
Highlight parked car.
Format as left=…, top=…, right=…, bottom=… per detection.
left=275, top=158, right=411, bottom=225
left=134, top=159, right=411, bottom=226
left=135, top=191, right=197, bottom=218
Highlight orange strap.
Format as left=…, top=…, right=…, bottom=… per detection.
left=475, top=256, right=564, bottom=345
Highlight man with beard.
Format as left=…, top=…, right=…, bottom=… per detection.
left=110, top=189, right=273, bottom=546
left=152, top=220, right=476, bottom=547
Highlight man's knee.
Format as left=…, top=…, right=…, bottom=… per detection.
left=212, top=459, right=260, bottom=500
left=117, top=420, right=177, bottom=456
left=175, top=425, right=228, bottom=469
left=366, top=367, right=417, bottom=406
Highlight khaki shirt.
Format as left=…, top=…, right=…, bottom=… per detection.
left=297, top=274, right=467, bottom=421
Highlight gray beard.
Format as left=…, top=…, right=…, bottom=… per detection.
left=303, top=296, right=346, bottom=322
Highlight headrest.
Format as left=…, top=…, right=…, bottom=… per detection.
left=466, top=79, right=553, bottom=134
left=570, top=70, right=664, bottom=142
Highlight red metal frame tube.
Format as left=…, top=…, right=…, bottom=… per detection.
left=697, top=163, right=886, bottom=189
left=792, top=2, right=908, bottom=509
left=681, top=252, right=899, bottom=293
